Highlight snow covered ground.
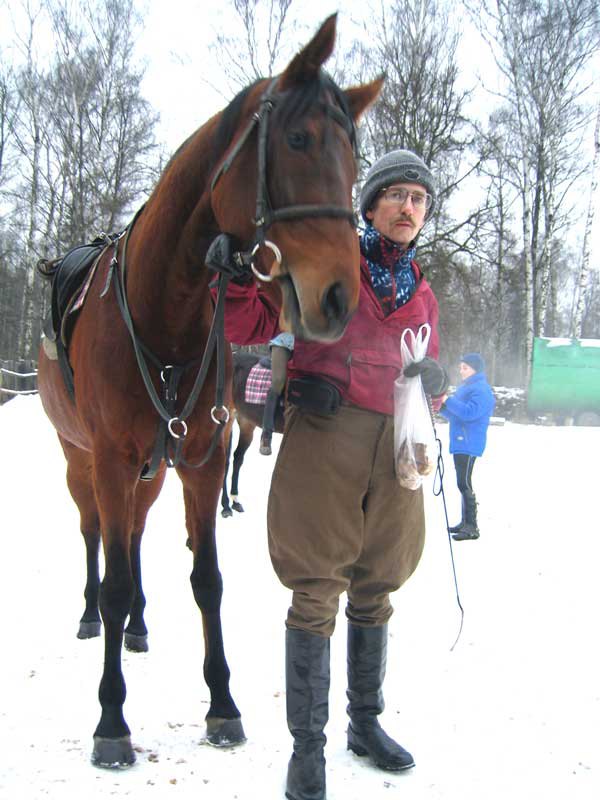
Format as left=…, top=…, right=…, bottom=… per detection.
left=1, top=395, right=598, bottom=800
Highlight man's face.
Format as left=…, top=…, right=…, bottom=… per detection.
left=459, top=362, right=476, bottom=380
left=366, top=182, right=428, bottom=246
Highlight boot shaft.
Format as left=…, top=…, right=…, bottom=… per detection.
left=463, top=491, right=478, bottom=526
left=286, top=628, right=330, bottom=746
left=346, top=623, right=387, bottom=721
left=285, top=628, right=330, bottom=800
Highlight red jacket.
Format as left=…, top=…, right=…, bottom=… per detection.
left=217, top=258, right=440, bottom=416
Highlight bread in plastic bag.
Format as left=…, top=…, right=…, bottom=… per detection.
left=393, top=324, right=436, bottom=490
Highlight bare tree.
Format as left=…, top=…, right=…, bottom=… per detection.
left=208, top=0, right=297, bottom=92
left=44, top=0, right=160, bottom=245
left=0, top=0, right=161, bottom=359
left=0, top=59, right=18, bottom=192
left=571, top=95, right=600, bottom=338
left=472, top=0, right=600, bottom=379
left=340, top=0, right=488, bottom=269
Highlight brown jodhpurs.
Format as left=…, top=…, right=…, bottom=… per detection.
left=267, top=404, right=425, bottom=637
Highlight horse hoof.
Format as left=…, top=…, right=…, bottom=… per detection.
left=77, top=621, right=101, bottom=639
left=205, top=717, right=246, bottom=747
left=221, top=507, right=233, bottom=518
left=92, top=735, right=136, bottom=768
left=232, top=501, right=245, bottom=513
left=124, top=632, right=149, bottom=653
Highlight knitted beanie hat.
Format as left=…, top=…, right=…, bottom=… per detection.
left=359, top=149, right=436, bottom=221
left=461, top=353, right=485, bottom=373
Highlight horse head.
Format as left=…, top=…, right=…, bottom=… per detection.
left=210, top=14, right=383, bottom=342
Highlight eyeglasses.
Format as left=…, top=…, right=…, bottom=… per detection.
left=379, top=187, right=432, bottom=210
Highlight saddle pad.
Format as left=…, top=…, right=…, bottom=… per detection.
left=53, top=242, right=106, bottom=330
left=69, top=256, right=101, bottom=316
left=245, top=363, right=272, bottom=404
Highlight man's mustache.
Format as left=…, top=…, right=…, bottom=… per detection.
left=392, top=214, right=414, bottom=225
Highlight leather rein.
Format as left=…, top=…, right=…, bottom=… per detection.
left=110, top=76, right=357, bottom=481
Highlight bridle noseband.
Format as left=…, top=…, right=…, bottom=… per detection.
left=210, top=77, right=357, bottom=282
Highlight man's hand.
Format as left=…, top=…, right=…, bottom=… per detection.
left=205, top=233, right=253, bottom=285
left=403, top=356, right=449, bottom=397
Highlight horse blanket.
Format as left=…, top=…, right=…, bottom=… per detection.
left=245, top=363, right=272, bottom=404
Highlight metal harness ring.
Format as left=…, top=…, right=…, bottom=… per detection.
left=211, top=405, right=230, bottom=425
left=250, top=240, right=282, bottom=283
left=168, top=417, right=188, bottom=439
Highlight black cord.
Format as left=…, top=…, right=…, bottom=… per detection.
left=427, top=396, right=465, bottom=652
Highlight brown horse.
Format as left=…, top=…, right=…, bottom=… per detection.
left=221, top=351, right=285, bottom=517
left=36, top=15, right=382, bottom=770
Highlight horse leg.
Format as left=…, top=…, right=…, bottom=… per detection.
left=91, top=453, right=138, bottom=768
left=220, top=420, right=234, bottom=518
left=124, top=467, right=166, bottom=653
left=179, top=470, right=246, bottom=747
left=60, top=437, right=102, bottom=639
left=123, top=530, right=148, bottom=652
left=79, top=530, right=102, bottom=638
left=230, top=418, right=256, bottom=514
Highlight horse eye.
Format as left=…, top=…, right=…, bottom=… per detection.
left=287, top=130, right=310, bottom=151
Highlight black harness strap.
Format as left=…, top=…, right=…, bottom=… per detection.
left=110, top=210, right=229, bottom=482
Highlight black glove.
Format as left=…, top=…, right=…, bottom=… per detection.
left=205, top=233, right=253, bottom=285
left=403, top=356, right=449, bottom=397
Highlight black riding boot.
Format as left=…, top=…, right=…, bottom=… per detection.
left=448, top=494, right=466, bottom=533
left=346, top=623, right=415, bottom=771
left=452, top=491, right=480, bottom=540
left=285, top=628, right=330, bottom=800
left=260, top=389, right=279, bottom=456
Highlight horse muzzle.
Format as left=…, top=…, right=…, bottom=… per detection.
left=279, top=273, right=357, bottom=343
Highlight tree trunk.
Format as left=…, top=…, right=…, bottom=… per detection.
left=571, top=97, right=600, bottom=339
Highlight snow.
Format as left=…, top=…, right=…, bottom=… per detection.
left=1, top=395, right=599, bottom=800
left=543, top=337, right=600, bottom=348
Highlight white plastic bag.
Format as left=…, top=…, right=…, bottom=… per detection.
left=393, top=324, right=436, bottom=490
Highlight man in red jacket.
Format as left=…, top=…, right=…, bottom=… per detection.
left=212, top=150, right=447, bottom=800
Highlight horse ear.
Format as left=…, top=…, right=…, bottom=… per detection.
left=279, top=14, right=338, bottom=88
left=344, top=76, right=385, bottom=122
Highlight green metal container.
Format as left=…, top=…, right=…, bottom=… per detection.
left=528, top=337, right=600, bottom=417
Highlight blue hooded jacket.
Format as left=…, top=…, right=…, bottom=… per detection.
left=439, top=372, right=495, bottom=456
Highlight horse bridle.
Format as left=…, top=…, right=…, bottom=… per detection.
left=210, top=77, right=357, bottom=282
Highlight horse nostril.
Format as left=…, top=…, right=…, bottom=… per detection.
left=322, top=281, right=348, bottom=322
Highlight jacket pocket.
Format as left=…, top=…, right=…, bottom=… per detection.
left=348, top=348, right=401, bottom=411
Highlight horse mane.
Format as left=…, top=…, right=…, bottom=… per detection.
left=212, top=81, right=262, bottom=166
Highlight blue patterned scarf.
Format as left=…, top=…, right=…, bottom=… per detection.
left=360, top=224, right=417, bottom=315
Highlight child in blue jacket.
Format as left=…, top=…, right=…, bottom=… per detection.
left=439, top=353, right=495, bottom=540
